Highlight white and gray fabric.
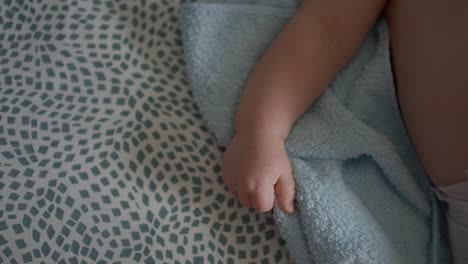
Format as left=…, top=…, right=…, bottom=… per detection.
left=0, top=0, right=287, bottom=263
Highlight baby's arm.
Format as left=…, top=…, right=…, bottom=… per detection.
left=222, top=0, right=385, bottom=213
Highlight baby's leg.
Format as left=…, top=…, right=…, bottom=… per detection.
left=386, top=0, right=468, bottom=186
left=385, top=1, right=468, bottom=263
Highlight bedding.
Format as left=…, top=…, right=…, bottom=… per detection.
left=0, top=0, right=287, bottom=263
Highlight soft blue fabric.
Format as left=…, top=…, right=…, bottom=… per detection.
left=180, top=2, right=449, bottom=263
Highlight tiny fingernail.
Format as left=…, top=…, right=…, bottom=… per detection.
left=289, top=201, right=295, bottom=212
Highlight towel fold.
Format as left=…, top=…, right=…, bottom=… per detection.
left=180, top=2, right=450, bottom=263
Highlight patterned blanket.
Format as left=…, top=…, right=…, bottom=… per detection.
left=0, top=0, right=286, bottom=263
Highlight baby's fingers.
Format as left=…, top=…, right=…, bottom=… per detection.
left=238, top=192, right=253, bottom=208
left=227, top=187, right=238, bottom=199
left=275, top=172, right=296, bottom=213
left=250, top=185, right=275, bottom=212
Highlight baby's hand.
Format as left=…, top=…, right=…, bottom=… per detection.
left=221, top=132, right=295, bottom=213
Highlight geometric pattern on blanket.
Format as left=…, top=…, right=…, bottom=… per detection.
left=0, top=0, right=287, bottom=263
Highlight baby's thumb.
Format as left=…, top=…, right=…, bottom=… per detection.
left=275, top=172, right=296, bottom=213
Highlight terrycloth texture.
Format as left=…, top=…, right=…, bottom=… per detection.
left=435, top=177, right=468, bottom=264
left=180, top=2, right=450, bottom=264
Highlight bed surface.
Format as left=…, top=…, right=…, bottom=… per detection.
left=0, top=0, right=287, bottom=263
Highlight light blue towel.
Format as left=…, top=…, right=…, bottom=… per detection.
left=180, top=2, right=449, bottom=263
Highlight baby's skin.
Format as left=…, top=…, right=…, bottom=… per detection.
left=221, top=0, right=468, bottom=262
left=221, top=0, right=386, bottom=213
